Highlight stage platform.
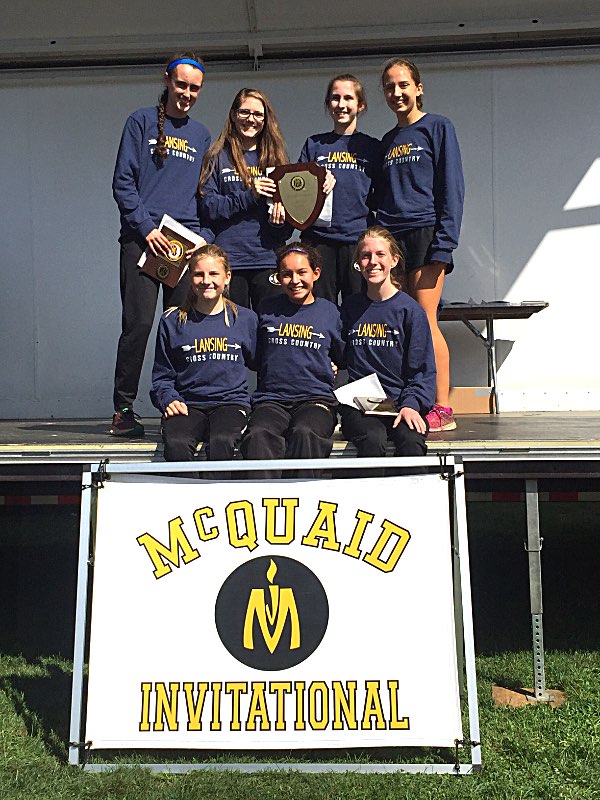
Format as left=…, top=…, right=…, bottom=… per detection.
left=0, top=412, right=599, bottom=476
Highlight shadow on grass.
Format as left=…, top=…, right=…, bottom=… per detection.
left=1, top=660, right=74, bottom=761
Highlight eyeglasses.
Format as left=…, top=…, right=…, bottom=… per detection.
left=236, top=108, right=265, bottom=121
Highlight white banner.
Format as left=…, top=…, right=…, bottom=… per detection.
left=86, top=474, right=462, bottom=750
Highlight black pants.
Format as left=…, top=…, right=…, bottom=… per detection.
left=340, top=405, right=428, bottom=457
left=229, top=268, right=282, bottom=310
left=162, top=404, right=249, bottom=479
left=301, top=238, right=365, bottom=304
left=240, top=400, right=337, bottom=478
left=113, top=237, right=190, bottom=411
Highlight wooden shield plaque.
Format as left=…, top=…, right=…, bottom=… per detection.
left=270, top=162, right=327, bottom=231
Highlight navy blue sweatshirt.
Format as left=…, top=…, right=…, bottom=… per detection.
left=150, top=305, right=258, bottom=411
left=376, top=113, right=464, bottom=265
left=253, top=296, right=344, bottom=404
left=112, top=107, right=212, bottom=242
left=298, top=132, right=381, bottom=243
left=200, top=149, right=291, bottom=270
left=341, top=291, right=435, bottom=416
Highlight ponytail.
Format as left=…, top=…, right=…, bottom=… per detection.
left=354, top=226, right=406, bottom=291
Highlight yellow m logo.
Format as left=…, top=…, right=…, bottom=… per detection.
left=243, top=584, right=300, bottom=654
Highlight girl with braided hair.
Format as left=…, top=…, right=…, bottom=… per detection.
left=111, top=51, right=212, bottom=437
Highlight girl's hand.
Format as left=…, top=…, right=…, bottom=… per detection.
left=185, top=237, right=207, bottom=259
left=164, top=400, right=188, bottom=417
left=393, top=406, right=426, bottom=434
left=253, top=176, right=277, bottom=197
left=145, top=228, right=173, bottom=257
left=269, top=201, right=286, bottom=226
left=331, top=361, right=339, bottom=377
left=323, top=170, right=336, bottom=194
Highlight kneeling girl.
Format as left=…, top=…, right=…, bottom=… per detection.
left=151, top=245, right=257, bottom=471
left=241, top=242, right=344, bottom=470
left=340, top=227, right=435, bottom=456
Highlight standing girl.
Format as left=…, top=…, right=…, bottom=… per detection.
left=378, top=57, right=464, bottom=431
left=299, top=74, right=380, bottom=304
left=111, top=51, right=212, bottom=437
left=340, top=227, right=435, bottom=457
left=150, top=245, right=257, bottom=472
left=199, top=88, right=291, bottom=310
left=240, top=242, right=343, bottom=471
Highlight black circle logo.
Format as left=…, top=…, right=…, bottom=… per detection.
left=290, top=175, right=305, bottom=191
left=268, top=272, right=281, bottom=286
left=215, top=556, right=328, bottom=670
left=156, top=264, right=170, bottom=280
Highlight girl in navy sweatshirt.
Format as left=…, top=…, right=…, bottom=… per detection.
left=341, top=227, right=435, bottom=457
left=151, top=245, right=257, bottom=473
left=377, top=57, right=464, bottom=432
left=241, top=242, right=344, bottom=472
left=299, top=74, right=380, bottom=304
left=199, top=88, right=291, bottom=310
left=111, top=51, right=212, bottom=438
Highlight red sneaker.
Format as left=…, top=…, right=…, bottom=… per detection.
left=426, top=404, right=457, bottom=432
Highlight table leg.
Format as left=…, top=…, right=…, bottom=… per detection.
left=485, top=315, right=500, bottom=413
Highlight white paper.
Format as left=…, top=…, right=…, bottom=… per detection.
left=334, top=373, right=386, bottom=409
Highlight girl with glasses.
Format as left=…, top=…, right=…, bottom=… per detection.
left=199, top=88, right=291, bottom=310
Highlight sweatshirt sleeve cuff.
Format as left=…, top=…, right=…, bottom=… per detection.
left=397, top=396, right=420, bottom=413
left=138, top=220, right=155, bottom=240
left=429, top=248, right=452, bottom=265
left=200, top=227, right=215, bottom=244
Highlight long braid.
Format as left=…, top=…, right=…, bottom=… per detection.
left=155, top=88, right=169, bottom=162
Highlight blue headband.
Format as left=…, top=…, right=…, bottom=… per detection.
left=167, top=58, right=205, bottom=74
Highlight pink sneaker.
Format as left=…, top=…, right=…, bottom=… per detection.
left=426, top=404, right=457, bottom=432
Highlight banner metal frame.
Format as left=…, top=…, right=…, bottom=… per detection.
left=69, top=455, right=481, bottom=775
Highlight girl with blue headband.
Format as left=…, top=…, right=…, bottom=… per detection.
left=110, top=51, right=212, bottom=437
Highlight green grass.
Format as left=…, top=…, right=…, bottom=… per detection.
left=1, top=651, right=599, bottom=799
left=1, top=500, right=599, bottom=797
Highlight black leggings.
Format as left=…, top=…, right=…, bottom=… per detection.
left=340, top=405, right=428, bottom=457
left=228, top=268, right=282, bottom=310
left=114, top=237, right=189, bottom=411
left=161, top=404, right=248, bottom=477
left=301, top=238, right=364, bottom=304
left=240, top=400, right=337, bottom=478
